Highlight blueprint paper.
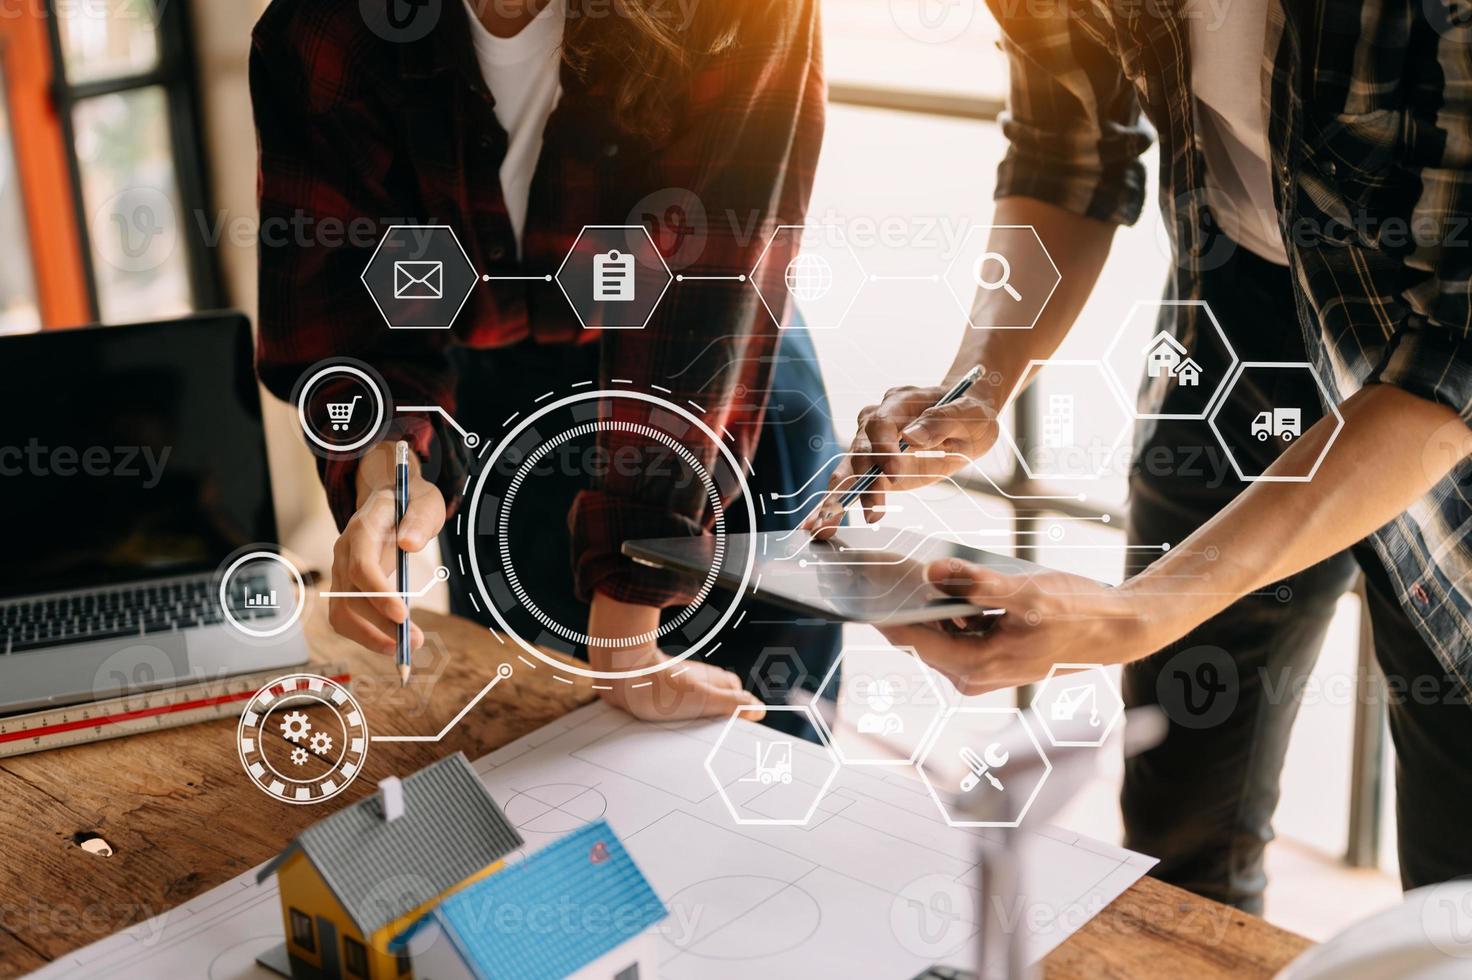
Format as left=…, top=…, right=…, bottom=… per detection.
left=27, top=701, right=1154, bottom=979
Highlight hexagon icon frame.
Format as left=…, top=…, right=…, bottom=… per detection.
left=705, top=703, right=840, bottom=826
left=808, top=645, right=946, bottom=766
left=942, top=224, right=1061, bottom=331
left=1028, top=663, right=1124, bottom=748
left=1207, top=361, right=1344, bottom=483
left=1102, top=299, right=1240, bottom=420
left=361, top=224, right=478, bottom=330
left=995, top=358, right=1134, bottom=481
left=748, top=224, right=867, bottom=331
left=554, top=224, right=674, bottom=330
left=915, top=706, right=1052, bottom=829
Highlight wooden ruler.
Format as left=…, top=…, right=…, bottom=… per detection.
left=0, top=666, right=351, bottom=758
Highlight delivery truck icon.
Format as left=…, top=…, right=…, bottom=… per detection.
left=1251, top=408, right=1302, bottom=443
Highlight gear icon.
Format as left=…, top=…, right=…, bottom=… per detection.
left=291, top=747, right=309, bottom=767
left=281, top=711, right=312, bottom=743
left=309, top=731, right=334, bottom=755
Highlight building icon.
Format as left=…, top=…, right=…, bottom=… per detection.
left=1042, top=393, right=1075, bottom=449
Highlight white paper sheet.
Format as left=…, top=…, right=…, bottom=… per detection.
left=27, top=701, right=1155, bottom=979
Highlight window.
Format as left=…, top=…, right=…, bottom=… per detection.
left=343, top=936, right=369, bottom=977
left=288, top=908, right=315, bottom=953
left=45, top=0, right=218, bottom=323
left=0, top=72, right=40, bottom=335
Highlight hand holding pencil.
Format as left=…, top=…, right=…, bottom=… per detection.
left=327, top=440, right=445, bottom=660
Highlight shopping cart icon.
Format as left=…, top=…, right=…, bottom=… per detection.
left=325, top=394, right=363, bottom=432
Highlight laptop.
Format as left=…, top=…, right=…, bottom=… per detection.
left=0, top=313, right=308, bottom=713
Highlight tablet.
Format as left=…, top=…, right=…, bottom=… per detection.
left=622, top=526, right=1048, bottom=625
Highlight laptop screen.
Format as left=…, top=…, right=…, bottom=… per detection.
left=0, top=314, right=277, bottom=597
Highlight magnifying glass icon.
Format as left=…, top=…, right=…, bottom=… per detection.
left=973, top=251, right=1022, bottom=302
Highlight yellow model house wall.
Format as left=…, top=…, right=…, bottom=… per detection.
left=276, top=851, right=347, bottom=974
left=277, top=851, right=509, bottom=980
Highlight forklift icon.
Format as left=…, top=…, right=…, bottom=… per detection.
left=740, top=741, right=794, bottom=786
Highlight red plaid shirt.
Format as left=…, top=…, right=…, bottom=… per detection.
left=251, top=0, right=823, bottom=606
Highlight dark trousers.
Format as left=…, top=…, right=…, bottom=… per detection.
left=1121, top=245, right=1472, bottom=912
left=440, top=327, right=842, bottom=737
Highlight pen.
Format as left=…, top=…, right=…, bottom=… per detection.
left=831, top=364, right=983, bottom=514
left=395, top=440, right=411, bottom=687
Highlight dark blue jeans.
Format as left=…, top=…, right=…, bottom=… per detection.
left=1121, top=245, right=1472, bottom=912
left=440, top=327, right=842, bottom=737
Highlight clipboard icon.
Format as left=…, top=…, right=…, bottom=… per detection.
left=393, top=260, right=443, bottom=300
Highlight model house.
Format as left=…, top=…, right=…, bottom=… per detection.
left=255, top=752, right=524, bottom=980
left=1143, top=331, right=1187, bottom=377
left=406, top=819, right=667, bottom=980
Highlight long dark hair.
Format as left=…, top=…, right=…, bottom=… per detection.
left=562, top=0, right=745, bottom=140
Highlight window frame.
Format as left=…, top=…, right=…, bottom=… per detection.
left=288, top=908, right=315, bottom=953
left=43, top=0, right=221, bottom=321
left=343, top=935, right=370, bottom=977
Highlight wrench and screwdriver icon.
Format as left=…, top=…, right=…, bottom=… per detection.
left=958, top=743, right=1009, bottom=792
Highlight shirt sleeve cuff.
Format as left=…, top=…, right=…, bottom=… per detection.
left=1367, top=320, right=1472, bottom=421
left=569, top=490, right=708, bottom=607
left=994, top=148, right=1148, bottom=227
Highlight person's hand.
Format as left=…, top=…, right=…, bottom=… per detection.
left=801, top=380, right=998, bottom=537
left=328, top=441, right=446, bottom=655
left=588, top=591, right=763, bottom=721
left=877, top=558, right=1152, bottom=696
left=597, top=649, right=767, bottom=721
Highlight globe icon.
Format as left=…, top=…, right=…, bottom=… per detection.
left=784, top=253, right=834, bottom=302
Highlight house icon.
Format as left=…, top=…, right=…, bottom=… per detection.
left=1174, top=356, right=1202, bottom=387
left=1143, top=331, right=1187, bottom=379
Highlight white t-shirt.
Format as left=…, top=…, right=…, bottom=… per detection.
left=1189, top=1, right=1289, bottom=265
left=462, top=0, right=564, bottom=255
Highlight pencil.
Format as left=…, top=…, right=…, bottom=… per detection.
left=395, top=440, right=411, bottom=687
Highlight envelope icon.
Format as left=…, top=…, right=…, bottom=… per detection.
left=393, top=260, right=443, bottom=300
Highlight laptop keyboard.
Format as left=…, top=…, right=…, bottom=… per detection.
left=0, top=577, right=277, bottom=654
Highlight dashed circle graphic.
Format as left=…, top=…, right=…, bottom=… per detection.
left=498, top=420, right=724, bottom=649
left=464, top=389, right=757, bottom=681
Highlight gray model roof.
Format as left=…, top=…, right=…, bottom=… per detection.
left=257, top=752, right=523, bottom=935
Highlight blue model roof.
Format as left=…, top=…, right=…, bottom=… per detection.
left=432, top=820, right=666, bottom=980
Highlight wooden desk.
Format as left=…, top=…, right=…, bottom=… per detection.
left=0, top=604, right=1310, bottom=978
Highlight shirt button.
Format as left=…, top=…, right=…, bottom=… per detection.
left=1411, top=583, right=1430, bottom=605
left=1322, top=160, right=1337, bottom=177
left=487, top=245, right=506, bottom=262
left=602, top=142, right=620, bottom=158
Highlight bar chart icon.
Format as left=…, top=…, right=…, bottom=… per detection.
left=242, top=585, right=279, bottom=609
